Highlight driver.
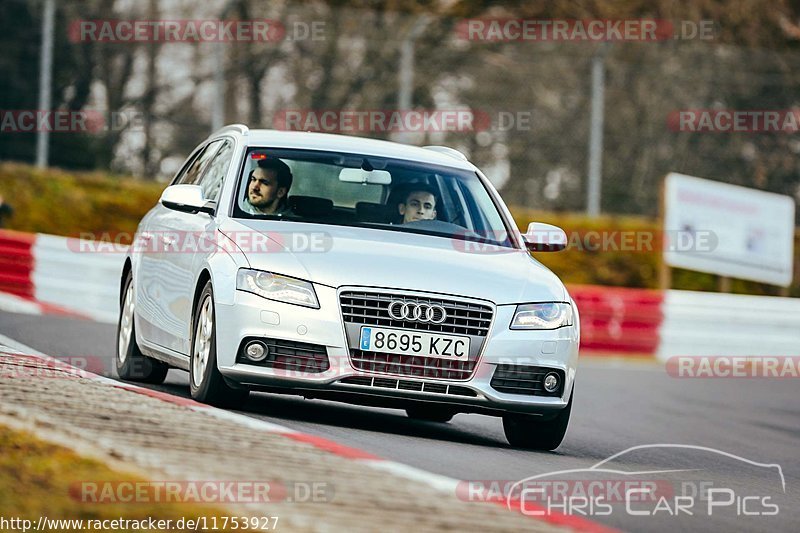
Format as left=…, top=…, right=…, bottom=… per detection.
left=244, top=157, right=293, bottom=215
left=397, top=185, right=437, bottom=224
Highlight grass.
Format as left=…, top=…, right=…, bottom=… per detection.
left=0, top=161, right=163, bottom=241
left=0, top=424, right=236, bottom=532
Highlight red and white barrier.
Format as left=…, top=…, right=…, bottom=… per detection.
left=2, top=229, right=799, bottom=360
left=0, top=230, right=36, bottom=298
left=569, top=285, right=663, bottom=354
left=658, top=290, right=800, bottom=358
left=31, top=233, right=122, bottom=323
left=571, top=284, right=800, bottom=360
left=0, top=230, right=122, bottom=323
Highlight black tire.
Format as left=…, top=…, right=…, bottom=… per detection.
left=189, top=281, right=249, bottom=409
left=502, top=392, right=573, bottom=451
left=116, top=272, right=169, bottom=384
left=406, top=405, right=456, bottom=423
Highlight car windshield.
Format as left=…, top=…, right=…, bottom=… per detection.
left=232, top=148, right=516, bottom=248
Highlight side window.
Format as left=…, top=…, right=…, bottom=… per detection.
left=178, top=141, right=222, bottom=186
left=434, top=174, right=461, bottom=225
left=170, top=150, right=202, bottom=186
left=458, top=177, right=501, bottom=234
left=197, top=140, right=233, bottom=203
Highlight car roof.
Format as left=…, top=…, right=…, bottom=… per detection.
left=214, top=128, right=477, bottom=171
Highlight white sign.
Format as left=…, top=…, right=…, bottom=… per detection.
left=663, top=173, right=795, bottom=286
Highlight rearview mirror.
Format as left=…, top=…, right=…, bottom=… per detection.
left=160, top=185, right=214, bottom=215
left=522, top=222, right=568, bottom=252
left=338, top=168, right=392, bottom=185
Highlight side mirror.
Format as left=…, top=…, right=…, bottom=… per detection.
left=522, top=222, right=568, bottom=252
left=160, top=185, right=214, bottom=215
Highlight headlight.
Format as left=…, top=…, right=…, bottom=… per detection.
left=236, top=269, right=319, bottom=308
left=510, top=303, right=572, bottom=330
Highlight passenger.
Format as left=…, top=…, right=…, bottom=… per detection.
left=397, top=185, right=437, bottom=224
left=244, top=158, right=293, bottom=215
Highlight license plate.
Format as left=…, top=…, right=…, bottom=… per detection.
left=359, top=326, right=470, bottom=359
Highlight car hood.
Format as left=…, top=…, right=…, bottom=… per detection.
left=219, top=219, right=567, bottom=305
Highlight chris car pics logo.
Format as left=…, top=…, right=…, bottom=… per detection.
left=505, top=444, right=785, bottom=518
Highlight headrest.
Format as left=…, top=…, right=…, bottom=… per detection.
left=356, top=202, right=393, bottom=223
left=288, top=196, right=334, bottom=217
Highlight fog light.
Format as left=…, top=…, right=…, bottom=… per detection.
left=245, top=341, right=268, bottom=362
left=543, top=372, right=559, bottom=393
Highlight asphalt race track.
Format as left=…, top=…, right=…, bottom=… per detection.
left=2, top=309, right=798, bottom=532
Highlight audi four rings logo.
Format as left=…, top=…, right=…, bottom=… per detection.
left=387, top=301, right=447, bottom=324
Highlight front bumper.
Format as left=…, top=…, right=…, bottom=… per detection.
left=215, top=286, right=579, bottom=415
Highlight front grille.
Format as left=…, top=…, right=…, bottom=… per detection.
left=237, top=337, right=329, bottom=373
left=350, top=350, right=476, bottom=380
left=490, top=365, right=564, bottom=397
left=340, top=291, right=492, bottom=336
left=341, top=290, right=493, bottom=381
left=339, top=376, right=478, bottom=397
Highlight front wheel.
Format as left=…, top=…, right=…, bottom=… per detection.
left=116, top=272, right=169, bottom=384
left=189, top=281, right=249, bottom=409
left=502, top=392, right=573, bottom=451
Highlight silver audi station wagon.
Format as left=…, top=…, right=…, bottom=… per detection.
left=117, top=125, right=579, bottom=450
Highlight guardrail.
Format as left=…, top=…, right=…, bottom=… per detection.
left=2, top=229, right=799, bottom=359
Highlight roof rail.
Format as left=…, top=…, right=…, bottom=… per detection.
left=212, top=124, right=249, bottom=137
left=422, top=145, right=468, bottom=161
